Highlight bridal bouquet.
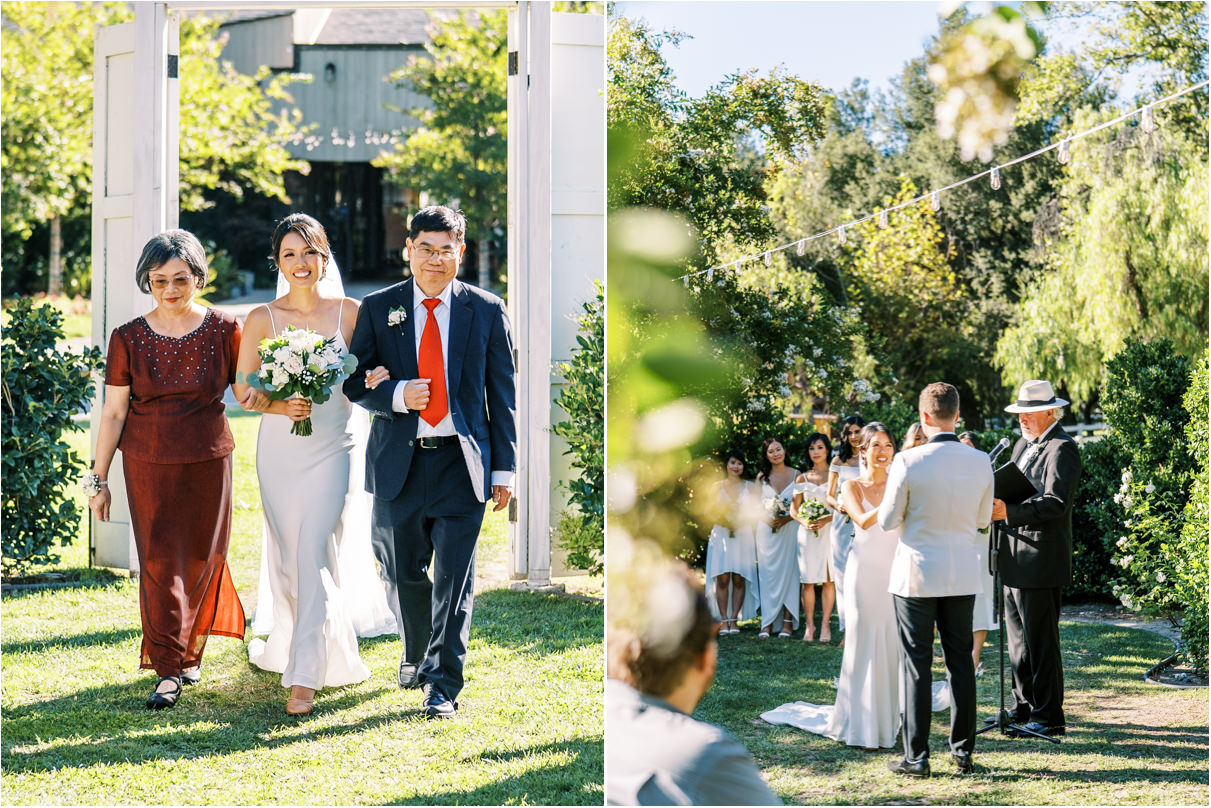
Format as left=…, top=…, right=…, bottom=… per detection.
left=243, top=326, right=357, bottom=436
left=763, top=494, right=792, bottom=519
left=798, top=499, right=831, bottom=536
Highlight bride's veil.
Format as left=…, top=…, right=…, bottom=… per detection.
left=250, top=255, right=398, bottom=640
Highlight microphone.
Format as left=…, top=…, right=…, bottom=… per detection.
left=988, top=437, right=1011, bottom=465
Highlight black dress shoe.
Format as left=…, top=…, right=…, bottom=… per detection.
left=888, top=757, right=930, bottom=778
left=181, top=665, right=201, bottom=686
left=146, top=676, right=182, bottom=710
left=1008, top=720, right=1065, bottom=738
left=421, top=683, right=457, bottom=719
left=952, top=752, right=974, bottom=774
left=398, top=657, right=421, bottom=690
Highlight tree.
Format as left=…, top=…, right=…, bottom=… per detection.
left=1, top=4, right=309, bottom=296
left=607, top=12, right=828, bottom=268
left=374, top=11, right=507, bottom=291
left=994, top=111, right=1208, bottom=407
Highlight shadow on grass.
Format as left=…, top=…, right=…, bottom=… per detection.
left=1, top=570, right=127, bottom=599
left=395, top=736, right=605, bottom=806
left=2, top=626, right=141, bottom=656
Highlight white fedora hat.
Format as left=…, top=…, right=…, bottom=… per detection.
left=1005, top=380, right=1070, bottom=413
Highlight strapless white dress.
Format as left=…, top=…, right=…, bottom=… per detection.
left=794, top=479, right=832, bottom=585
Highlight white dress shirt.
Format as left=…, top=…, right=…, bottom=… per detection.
left=391, top=280, right=513, bottom=489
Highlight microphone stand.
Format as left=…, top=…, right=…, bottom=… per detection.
left=976, top=520, right=1061, bottom=743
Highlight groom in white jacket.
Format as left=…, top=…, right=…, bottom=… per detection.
left=877, top=382, right=994, bottom=777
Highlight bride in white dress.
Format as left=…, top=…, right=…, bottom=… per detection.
left=234, top=213, right=395, bottom=715
left=762, top=423, right=904, bottom=749
left=790, top=432, right=835, bottom=643
left=754, top=437, right=800, bottom=638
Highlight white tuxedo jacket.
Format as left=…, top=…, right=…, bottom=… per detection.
left=877, top=435, right=994, bottom=598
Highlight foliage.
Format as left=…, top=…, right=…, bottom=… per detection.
left=607, top=12, right=827, bottom=267
left=1102, top=340, right=1195, bottom=624
left=1069, top=435, right=1125, bottom=601
left=1, top=300, right=104, bottom=575
left=374, top=11, right=508, bottom=279
left=552, top=283, right=605, bottom=574
left=927, top=4, right=1043, bottom=161
left=994, top=112, right=1209, bottom=407
left=1, top=4, right=309, bottom=295
left=200, top=246, right=246, bottom=302
left=688, top=255, right=863, bottom=468
left=1017, top=2, right=1208, bottom=146
left=1176, top=352, right=1208, bottom=673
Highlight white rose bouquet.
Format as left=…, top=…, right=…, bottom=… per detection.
left=798, top=499, right=831, bottom=537
left=242, top=326, right=357, bottom=436
left=764, top=494, right=792, bottom=519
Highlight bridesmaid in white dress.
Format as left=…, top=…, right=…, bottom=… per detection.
left=234, top=213, right=393, bottom=716
left=791, top=432, right=835, bottom=642
left=827, top=415, right=866, bottom=639
left=755, top=437, right=800, bottom=638
left=761, top=423, right=903, bottom=749
left=704, top=450, right=760, bottom=633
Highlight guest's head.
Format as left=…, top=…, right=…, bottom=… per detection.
left=918, top=382, right=960, bottom=436
left=407, top=206, right=467, bottom=297
left=271, top=213, right=332, bottom=284
left=836, top=415, right=866, bottom=462
left=859, top=422, right=896, bottom=473
left=608, top=554, right=718, bottom=714
left=723, top=449, right=747, bottom=479
left=902, top=421, right=926, bottom=451
left=958, top=431, right=980, bottom=450
left=805, top=432, right=832, bottom=471
left=135, top=231, right=208, bottom=310
left=1004, top=380, right=1068, bottom=442
left=758, top=437, right=787, bottom=479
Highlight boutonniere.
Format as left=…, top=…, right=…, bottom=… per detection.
left=387, top=306, right=407, bottom=329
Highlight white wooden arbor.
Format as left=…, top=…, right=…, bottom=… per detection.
left=89, top=2, right=605, bottom=588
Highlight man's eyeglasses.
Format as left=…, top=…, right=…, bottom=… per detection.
left=149, top=276, right=194, bottom=290
left=412, top=246, right=459, bottom=262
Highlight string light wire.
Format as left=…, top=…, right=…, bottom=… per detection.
left=676, top=79, right=1209, bottom=283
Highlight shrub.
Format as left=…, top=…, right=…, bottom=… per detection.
left=552, top=282, right=604, bottom=575
left=1176, top=353, right=1208, bottom=673
left=1069, top=435, right=1124, bottom=601
left=1, top=299, right=104, bottom=575
left=1103, top=340, right=1195, bottom=621
left=201, top=245, right=246, bottom=302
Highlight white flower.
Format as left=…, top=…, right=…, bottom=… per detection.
left=1156, top=571, right=1166, bottom=583
left=1113, top=493, right=1123, bottom=504
left=1122, top=555, right=1134, bottom=567
left=778, top=385, right=792, bottom=397
left=1116, top=536, right=1128, bottom=549
left=273, top=346, right=294, bottom=365
left=1144, top=483, right=1156, bottom=494
left=271, top=368, right=289, bottom=388
left=1122, top=470, right=1132, bottom=484
left=1112, top=585, right=1121, bottom=596
left=387, top=307, right=407, bottom=327
left=283, top=354, right=305, bottom=375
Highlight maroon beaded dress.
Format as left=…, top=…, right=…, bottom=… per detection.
left=105, top=308, right=246, bottom=676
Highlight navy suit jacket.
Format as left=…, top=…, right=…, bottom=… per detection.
left=344, top=277, right=517, bottom=503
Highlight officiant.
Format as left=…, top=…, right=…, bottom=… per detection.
left=990, top=380, right=1083, bottom=740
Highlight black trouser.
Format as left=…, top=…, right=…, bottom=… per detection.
left=1003, top=585, right=1064, bottom=726
left=893, top=594, right=977, bottom=761
left=371, top=442, right=484, bottom=701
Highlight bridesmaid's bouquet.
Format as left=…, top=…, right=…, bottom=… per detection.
left=243, top=326, right=357, bottom=436
left=798, top=499, right=831, bottom=536
left=763, top=494, right=792, bottom=520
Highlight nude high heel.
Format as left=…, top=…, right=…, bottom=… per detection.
left=286, top=685, right=316, bottom=716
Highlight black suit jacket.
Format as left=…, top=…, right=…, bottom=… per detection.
left=998, top=426, right=1083, bottom=589
left=343, top=277, right=517, bottom=503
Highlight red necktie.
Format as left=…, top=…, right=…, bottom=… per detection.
left=417, top=298, right=448, bottom=426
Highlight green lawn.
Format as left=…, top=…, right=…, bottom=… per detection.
left=703, top=618, right=1208, bottom=805
left=1, top=411, right=604, bottom=805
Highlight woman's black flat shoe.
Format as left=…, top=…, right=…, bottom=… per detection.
left=146, top=676, right=182, bottom=710
left=180, top=665, right=201, bottom=686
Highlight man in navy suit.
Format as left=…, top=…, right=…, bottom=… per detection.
left=345, top=206, right=517, bottom=718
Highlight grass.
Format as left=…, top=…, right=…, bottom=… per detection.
left=703, top=616, right=1208, bottom=805
left=1, top=411, right=604, bottom=805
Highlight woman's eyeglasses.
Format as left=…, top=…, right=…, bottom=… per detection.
left=149, top=276, right=194, bottom=290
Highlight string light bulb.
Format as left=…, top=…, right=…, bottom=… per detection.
left=796, top=239, right=807, bottom=256
left=930, top=190, right=941, bottom=212
left=836, top=226, right=847, bottom=246
left=683, top=276, right=689, bottom=288
left=878, top=210, right=888, bottom=229
left=1057, top=139, right=1070, bottom=165
left=763, top=251, right=772, bottom=267
left=990, top=167, right=1002, bottom=190
left=706, top=267, right=714, bottom=282
left=1141, top=104, right=1156, bottom=132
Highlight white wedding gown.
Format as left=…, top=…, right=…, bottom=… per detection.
left=762, top=493, right=946, bottom=746
left=248, top=300, right=396, bottom=690
left=755, top=479, right=800, bottom=632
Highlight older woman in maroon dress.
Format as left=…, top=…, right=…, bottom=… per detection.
left=87, top=230, right=246, bottom=710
